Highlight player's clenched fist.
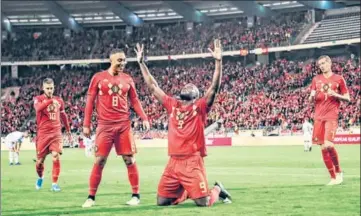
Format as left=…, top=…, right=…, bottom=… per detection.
left=83, top=126, right=91, bottom=138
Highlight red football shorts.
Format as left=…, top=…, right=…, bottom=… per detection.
left=312, top=119, right=338, bottom=145
left=36, top=133, right=63, bottom=159
left=95, top=122, right=136, bottom=157
left=157, top=154, right=209, bottom=200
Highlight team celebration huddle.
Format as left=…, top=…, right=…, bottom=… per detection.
left=11, top=38, right=349, bottom=209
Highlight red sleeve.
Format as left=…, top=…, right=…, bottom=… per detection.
left=34, top=96, right=53, bottom=112
left=339, top=76, right=349, bottom=95
left=197, top=97, right=211, bottom=114
left=128, top=78, right=148, bottom=121
left=161, top=95, right=175, bottom=114
left=310, top=77, right=316, bottom=91
left=83, top=74, right=99, bottom=127
left=59, top=98, right=70, bottom=132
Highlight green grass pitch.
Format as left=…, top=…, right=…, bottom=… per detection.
left=1, top=145, right=360, bottom=216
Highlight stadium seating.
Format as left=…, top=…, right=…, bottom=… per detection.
left=1, top=56, right=360, bottom=135
left=2, top=13, right=306, bottom=61
left=303, top=12, right=360, bottom=44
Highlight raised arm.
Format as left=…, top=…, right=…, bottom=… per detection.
left=135, top=43, right=166, bottom=103
left=205, top=39, right=223, bottom=107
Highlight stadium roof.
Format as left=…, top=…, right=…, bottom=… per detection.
left=2, top=0, right=360, bottom=30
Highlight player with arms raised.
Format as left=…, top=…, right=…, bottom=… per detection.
left=135, top=39, right=231, bottom=207
left=309, top=55, right=350, bottom=185
left=82, top=49, right=150, bottom=208
left=34, top=78, right=71, bottom=192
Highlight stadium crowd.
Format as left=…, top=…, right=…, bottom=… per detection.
left=1, top=56, right=360, bottom=136
left=2, top=12, right=306, bottom=61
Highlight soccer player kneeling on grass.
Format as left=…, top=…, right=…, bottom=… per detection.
left=309, top=55, right=350, bottom=186
left=135, top=39, right=231, bottom=207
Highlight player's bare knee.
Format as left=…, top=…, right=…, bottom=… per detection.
left=51, top=152, right=60, bottom=161
left=95, top=156, right=107, bottom=166
left=324, top=140, right=334, bottom=149
left=194, top=197, right=209, bottom=207
left=122, top=155, right=135, bottom=166
left=37, top=157, right=45, bottom=165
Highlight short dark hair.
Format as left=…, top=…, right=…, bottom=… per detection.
left=109, top=48, right=125, bottom=57
left=43, top=78, right=54, bottom=85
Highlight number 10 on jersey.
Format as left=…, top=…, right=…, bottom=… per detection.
left=49, top=113, right=56, bottom=120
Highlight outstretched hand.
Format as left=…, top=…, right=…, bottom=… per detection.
left=208, top=39, right=222, bottom=61
left=134, top=43, right=144, bottom=63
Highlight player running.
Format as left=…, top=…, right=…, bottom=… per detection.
left=135, top=39, right=231, bottom=207
left=5, top=130, right=28, bottom=165
left=309, top=55, right=350, bottom=186
left=34, top=78, right=71, bottom=192
left=82, top=49, right=150, bottom=208
left=302, top=117, right=313, bottom=152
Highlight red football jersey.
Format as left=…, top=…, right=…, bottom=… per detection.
left=84, top=71, right=147, bottom=127
left=310, top=74, right=348, bottom=120
left=162, top=95, right=211, bottom=157
left=34, top=95, right=67, bottom=134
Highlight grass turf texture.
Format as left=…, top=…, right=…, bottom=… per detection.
left=1, top=145, right=360, bottom=216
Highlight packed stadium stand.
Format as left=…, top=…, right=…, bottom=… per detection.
left=2, top=12, right=306, bottom=61
left=1, top=2, right=360, bottom=138
left=2, top=56, right=360, bottom=136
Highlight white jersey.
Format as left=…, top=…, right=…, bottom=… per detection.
left=302, top=122, right=313, bottom=137
left=5, top=131, right=24, bottom=148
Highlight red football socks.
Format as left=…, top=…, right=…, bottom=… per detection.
left=52, top=159, right=61, bottom=183
left=322, top=149, right=336, bottom=179
left=208, top=186, right=221, bottom=206
left=36, top=162, right=44, bottom=178
left=327, top=147, right=341, bottom=173
left=89, top=164, right=105, bottom=196
left=127, top=163, right=140, bottom=194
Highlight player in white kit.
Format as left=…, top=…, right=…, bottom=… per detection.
left=302, top=118, right=313, bottom=152
left=5, top=131, right=29, bottom=165
left=83, top=134, right=96, bottom=157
